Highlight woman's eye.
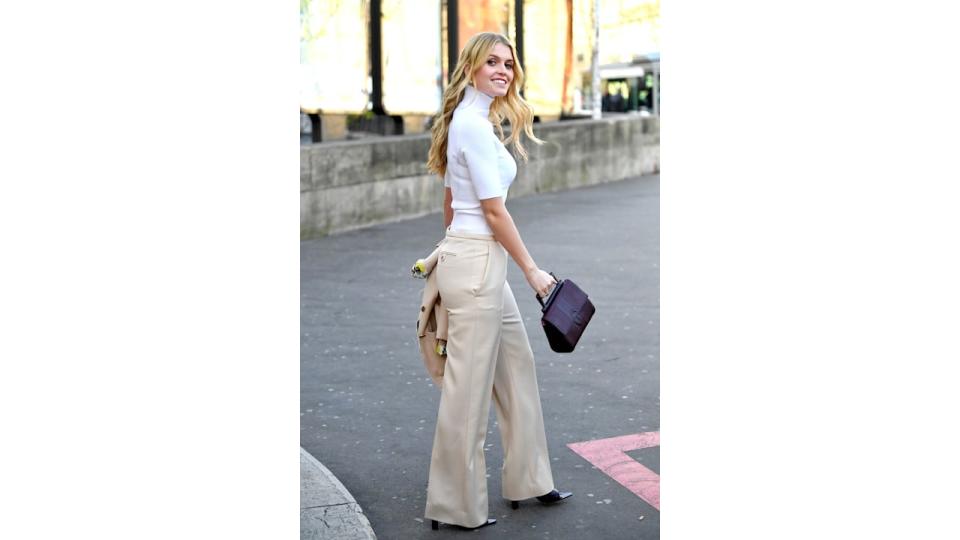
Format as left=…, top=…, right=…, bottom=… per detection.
left=488, top=60, right=496, bottom=65
left=506, top=64, right=513, bottom=70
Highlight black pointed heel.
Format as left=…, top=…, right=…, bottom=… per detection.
left=430, top=518, right=497, bottom=530
left=473, top=518, right=497, bottom=529
left=536, top=489, right=573, bottom=504
left=510, top=489, right=573, bottom=510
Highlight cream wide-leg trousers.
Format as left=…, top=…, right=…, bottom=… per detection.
left=424, top=228, right=555, bottom=528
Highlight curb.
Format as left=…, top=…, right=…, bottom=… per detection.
left=300, top=447, right=377, bottom=540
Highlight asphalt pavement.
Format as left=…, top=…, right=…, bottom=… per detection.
left=301, top=174, right=660, bottom=539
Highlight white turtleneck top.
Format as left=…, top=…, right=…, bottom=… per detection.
left=444, top=85, right=517, bottom=234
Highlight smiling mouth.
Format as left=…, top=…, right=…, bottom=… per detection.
left=492, top=79, right=508, bottom=85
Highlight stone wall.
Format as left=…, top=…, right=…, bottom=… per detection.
left=301, top=115, right=659, bottom=238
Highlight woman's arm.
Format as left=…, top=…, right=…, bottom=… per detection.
left=480, top=196, right=556, bottom=297
left=443, top=187, right=453, bottom=229
left=456, top=117, right=556, bottom=296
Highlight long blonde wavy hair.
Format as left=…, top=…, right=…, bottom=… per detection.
left=426, top=32, right=543, bottom=177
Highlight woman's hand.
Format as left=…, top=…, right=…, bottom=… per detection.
left=525, top=267, right=557, bottom=298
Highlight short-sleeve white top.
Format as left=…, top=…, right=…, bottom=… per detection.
left=443, top=85, right=517, bottom=234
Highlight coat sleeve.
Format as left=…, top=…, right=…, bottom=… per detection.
left=458, top=119, right=503, bottom=200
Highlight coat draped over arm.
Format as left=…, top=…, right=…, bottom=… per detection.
left=414, top=246, right=448, bottom=389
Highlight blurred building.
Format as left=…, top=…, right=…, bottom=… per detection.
left=300, top=0, right=659, bottom=143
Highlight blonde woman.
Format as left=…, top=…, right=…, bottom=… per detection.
left=423, top=32, right=572, bottom=531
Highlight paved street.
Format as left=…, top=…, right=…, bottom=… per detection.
left=301, top=174, right=660, bottom=539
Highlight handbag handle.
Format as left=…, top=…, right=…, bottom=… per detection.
left=535, top=272, right=561, bottom=307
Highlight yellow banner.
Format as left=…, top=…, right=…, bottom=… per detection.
left=523, top=0, right=567, bottom=117
left=382, top=0, right=443, bottom=115
left=300, top=0, right=370, bottom=114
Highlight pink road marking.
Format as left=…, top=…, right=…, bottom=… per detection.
left=567, top=431, right=660, bottom=510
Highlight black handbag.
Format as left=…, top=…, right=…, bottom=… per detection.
left=536, top=273, right=596, bottom=353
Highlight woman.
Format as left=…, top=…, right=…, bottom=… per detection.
left=423, top=32, right=572, bottom=531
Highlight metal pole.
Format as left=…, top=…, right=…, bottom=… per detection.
left=515, top=0, right=524, bottom=97
left=591, top=0, right=601, bottom=119
left=447, top=0, right=459, bottom=84
left=370, top=0, right=384, bottom=114
left=309, top=113, right=322, bottom=143
left=652, top=66, right=659, bottom=116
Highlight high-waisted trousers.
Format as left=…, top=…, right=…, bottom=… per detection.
left=424, top=228, right=555, bottom=528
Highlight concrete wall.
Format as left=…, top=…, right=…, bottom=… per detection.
left=301, top=115, right=659, bottom=238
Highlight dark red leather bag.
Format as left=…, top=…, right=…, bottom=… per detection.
left=536, top=273, right=596, bottom=353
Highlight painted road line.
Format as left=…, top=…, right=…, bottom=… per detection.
left=567, top=431, right=660, bottom=510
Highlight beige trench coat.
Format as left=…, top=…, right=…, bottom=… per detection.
left=415, top=245, right=448, bottom=388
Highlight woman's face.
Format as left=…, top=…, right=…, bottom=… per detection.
left=472, top=43, right=515, bottom=98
